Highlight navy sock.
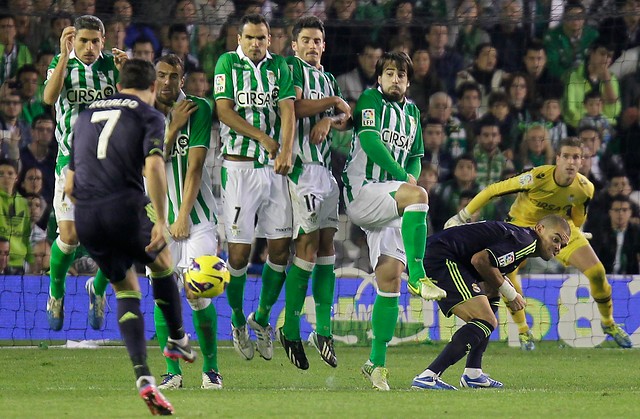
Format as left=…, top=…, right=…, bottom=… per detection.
left=428, top=319, right=494, bottom=375
left=466, top=299, right=499, bottom=369
left=151, top=271, right=185, bottom=340
left=116, top=291, right=151, bottom=379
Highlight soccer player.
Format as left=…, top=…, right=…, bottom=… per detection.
left=278, top=16, right=352, bottom=370
left=151, top=54, right=222, bottom=390
left=214, top=13, right=296, bottom=361
left=43, top=15, right=128, bottom=331
left=342, top=51, right=445, bottom=391
left=446, top=137, right=633, bottom=349
left=412, top=216, right=569, bottom=390
left=66, top=59, right=196, bottom=415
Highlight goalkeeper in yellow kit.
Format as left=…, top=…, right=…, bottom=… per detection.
left=445, top=137, right=632, bottom=349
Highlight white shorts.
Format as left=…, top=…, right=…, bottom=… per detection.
left=222, top=160, right=292, bottom=244
left=364, top=225, right=406, bottom=271
left=168, top=221, right=218, bottom=270
left=54, top=166, right=75, bottom=223
left=288, top=164, right=339, bottom=239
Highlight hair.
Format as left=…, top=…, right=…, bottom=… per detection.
left=588, top=37, right=614, bottom=54
left=429, top=91, right=452, bottom=107
left=0, top=13, right=16, bottom=25
left=610, top=194, right=632, bottom=209
left=456, top=81, right=482, bottom=100
left=564, top=1, right=586, bottom=14
left=133, top=35, right=154, bottom=48
left=119, top=59, right=156, bottom=90
left=31, top=113, right=55, bottom=129
left=525, top=38, right=545, bottom=53
left=16, top=64, right=38, bottom=79
left=459, top=189, right=477, bottom=201
left=36, top=50, right=55, bottom=64
left=474, top=42, right=494, bottom=58
left=74, top=15, right=105, bottom=36
left=557, top=136, right=583, bottom=153
left=239, top=13, right=270, bottom=34
left=156, top=54, right=185, bottom=77
left=375, top=51, right=414, bottom=80
left=424, top=116, right=444, bottom=128
left=428, top=21, right=448, bottom=32
left=0, top=158, right=18, bottom=172
left=186, top=67, right=206, bottom=77
left=454, top=153, right=477, bottom=169
left=519, top=123, right=554, bottom=165
left=476, top=114, right=500, bottom=133
left=537, top=214, right=571, bottom=234
left=0, top=236, right=8, bottom=244
left=488, top=91, right=509, bottom=107
left=50, top=12, right=73, bottom=27
left=169, top=23, right=189, bottom=39
left=583, top=90, right=602, bottom=104
left=577, top=125, right=600, bottom=138
left=292, top=15, right=325, bottom=40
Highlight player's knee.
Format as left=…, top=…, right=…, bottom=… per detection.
left=187, top=297, right=211, bottom=311
left=268, top=246, right=290, bottom=266
left=411, top=185, right=429, bottom=204
left=584, top=262, right=611, bottom=299
left=227, top=253, right=249, bottom=270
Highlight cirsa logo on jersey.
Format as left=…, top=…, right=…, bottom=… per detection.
left=170, top=134, right=189, bottom=157
left=66, top=85, right=115, bottom=105
left=235, top=90, right=275, bottom=107
left=381, top=128, right=412, bottom=150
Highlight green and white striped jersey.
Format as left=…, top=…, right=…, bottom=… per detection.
left=286, top=56, right=342, bottom=176
left=213, top=46, right=295, bottom=165
left=45, top=51, right=119, bottom=174
left=343, top=87, right=423, bottom=202
left=165, top=92, right=217, bottom=226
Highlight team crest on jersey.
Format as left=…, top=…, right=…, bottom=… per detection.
left=267, top=70, right=276, bottom=85
left=497, top=252, right=515, bottom=267
left=519, top=173, right=533, bottom=186
left=214, top=74, right=226, bottom=94
left=362, top=109, right=375, bottom=126
left=472, top=283, right=481, bottom=293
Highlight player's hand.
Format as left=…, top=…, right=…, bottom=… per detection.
left=146, top=223, right=168, bottom=253
left=507, top=293, right=526, bottom=312
left=274, top=150, right=292, bottom=175
left=60, top=26, right=75, bottom=57
left=444, top=208, right=472, bottom=229
left=170, top=100, right=198, bottom=132
left=112, top=48, right=128, bottom=71
left=331, top=113, right=350, bottom=130
left=310, top=117, right=332, bottom=144
left=169, top=216, right=191, bottom=241
left=334, top=97, right=352, bottom=119
left=406, top=174, right=417, bottom=185
left=260, top=135, right=280, bottom=160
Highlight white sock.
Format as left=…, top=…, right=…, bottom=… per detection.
left=417, top=369, right=437, bottom=378
left=169, top=334, right=188, bottom=346
left=464, top=368, right=483, bottom=379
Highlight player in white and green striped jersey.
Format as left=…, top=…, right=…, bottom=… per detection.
left=151, top=54, right=222, bottom=390
left=214, top=14, right=296, bottom=362
left=342, top=52, right=445, bottom=391
left=42, top=15, right=128, bottom=332
left=278, top=16, right=352, bottom=371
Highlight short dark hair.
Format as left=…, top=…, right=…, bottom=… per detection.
left=454, top=153, right=477, bottom=169
left=17, top=64, right=38, bottom=79
left=119, top=59, right=156, bottom=90
left=0, top=236, right=8, bottom=244
left=564, top=1, right=586, bottom=14
left=375, top=51, right=414, bottom=80
left=474, top=42, right=494, bottom=58
left=239, top=13, right=270, bottom=34
left=557, top=136, right=583, bottom=153
left=476, top=114, right=501, bottom=133
left=169, top=24, right=189, bottom=39
left=0, top=14, right=16, bottom=25
left=488, top=91, right=509, bottom=107
left=50, top=13, right=73, bottom=27
left=0, top=158, right=18, bottom=172
left=456, top=81, right=481, bottom=100
left=577, top=125, right=600, bottom=138
left=74, top=15, right=105, bottom=36
left=31, top=113, right=55, bottom=129
left=156, top=54, right=185, bottom=77
left=610, top=194, right=631, bottom=209
left=292, top=15, right=325, bottom=41
left=424, top=117, right=444, bottom=128
left=525, top=39, right=545, bottom=53
left=583, top=90, right=602, bottom=103
left=133, top=35, right=154, bottom=48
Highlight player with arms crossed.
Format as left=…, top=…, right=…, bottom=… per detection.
left=446, top=137, right=632, bottom=349
left=65, top=59, right=196, bottom=415
left=343, top=51, right=446, bottom=391
left=278, top=16, right=352, bottom=370
left=151, top=54, right=222, bottom=390
left=214, top=13, right=296, bottom=361
left=412, top=216, right=569, bottom=390
left=43, top=14, right=128, bottom=331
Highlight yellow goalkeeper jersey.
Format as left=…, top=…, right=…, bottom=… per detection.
left=466, top=165, right=594, bottom=227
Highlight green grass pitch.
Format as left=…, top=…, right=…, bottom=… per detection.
left=1, top=342, right=638, bottom=418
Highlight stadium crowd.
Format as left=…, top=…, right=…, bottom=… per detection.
left=0, top=0, right=639, bottom=275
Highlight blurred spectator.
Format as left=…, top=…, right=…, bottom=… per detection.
left=0, top=13, right=33, bottom=85
left=543, top=2, right=599, bottom=78
left=563, top=39, right=620, bottom=129
left=16, top=64, right=48, bottom=124
left=131, top=36, right=156, bottom=62
left=28, top=238, right=50, bottom=274
left=589, top=194, right=640, bottom=274
left=269, top=19, right=291, bottom=56
left=579, top=126, right=619, bottom=187
left=539, top=97, right=570, bottom=150
left=449, top=0, right=490, bottom=67
left=112, top=0, right=134, bottom=26
left=506, top=72, right=534, bottom=137
left=415, top=0, right=448, bottom=20
left=200, top=0, right=236, bottom=41
left=597, top=0, right=640, bottom=61
left=378, top=0, right=422, bottom=53
left=456, top=43, right=507, bottom=115
left=455, top=81, right=482, bottom=147
left=34, top=51, right=54, bottom=103
left=516, top=123, right=554, bottom=171
left=417, top=161, right=439, bottom=196
left=184, top=68, right=211, bottom=100
left=486, top=91, right=518, bottom=158
left=0, top=158, right=31, bottom=274
left=427, top=91, right=468, bottom=158
left=19, top=113, right=55, bottom=210
left=578, top=151, right=605, bottom=192
left=406, top=48, right=444, bottom=115
left=24, top=192, right=47, bottom=245
left=522, top=39, right=564, bottom=108
left=199, top=17, right=239, bottom=77
left=38, top=13, right=73, bottom=56
left=336, top=40, right=383, bottom=109
left=0, top=88, right=30, bottom=159
left=578, top=90, right=613, bottom=146
left=104, top=19, right=127, bottom=51
left=73, top=0, right=96, bottom=16
left=586, top=173, right=640, bottom=231
left=9, top=0, right=43, bottom=56
left=162, top=24, right=200, bottom=74
left=488, top=0, right=529, bottom=73
left=473, top=115, right=514, bottom=188
left=421, top=117, right=453, bottom=181
left=0, top=236, right=9, bottom=274
left=425, top=22, right=464, bottom=97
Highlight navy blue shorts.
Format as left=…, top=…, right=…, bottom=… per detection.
left=75, top=190, right=160, bottom=282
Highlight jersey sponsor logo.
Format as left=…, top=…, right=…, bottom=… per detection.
left=362, top=109, right=375, bottom=126
left=170, top=134, right=189, bottom=157
left=235, top=90, right=277, bottom=107
left=309, top=90, right=326, bottom=100
left=214, top=74, right=226, bottom=94
left=530, top=198, right=572, bottom=213
left=536, top=173, right=545, bottom=179
left=65, top=86, right=116, bottom=105
left=381, top=128, right=413, bottom=150
left=497, top=252, right=515, bottom=267
left=519, top=173, right=533, bottom=186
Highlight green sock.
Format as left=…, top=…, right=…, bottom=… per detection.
left=255, top=260, right=286, bottom=327
left=282, top=258, right=313, bottom=340
left=92, top=269, right=109, bottom=296
left=48, top=238, right=77, bottom=299
left=312, top=259, right=335, bottom=337
left=226, top=270, right=247, bottom=328
left=369, top=294, right=399, bottom=367
left=401, top=204, right=428, bottom=285
left=192, top=303, right=218, bottom=372
left=153, top=304, right=181, bottom=375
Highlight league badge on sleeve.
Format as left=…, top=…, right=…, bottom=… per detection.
left=362, top=109, right=375, bottom=127
left=497, top=252, right=515, bottom=267
left=214, top=74, right=226, bottom=94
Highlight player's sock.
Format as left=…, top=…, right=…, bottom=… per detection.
left=48, top=238, right=78, bottom=299
left=92, top=269, right=109, bottom=297
left=369, top=291, right=400, bottom=367
left=511, top=309, right=530, bottom=334
left=117, top=290, right=151, bottom=379
left=282, top=257, right=314, bottom=340
left=401, top=204, right=429, bottom=285
left=255, top=258, right=286, bottom=327
left=585, top=263, right=615, bottom=325
left=191, top=300, right=218, bottom=372
left=312, top=256, right=336, bottom=337
left=151, top=268, right=185, bottom=340
left=153, top=304, right=181, bottom=375
left=466, top=298, right=499, bottom=369
left=428, top=319, right=494, bottom=375
left=226, top=265, right=248, bottom=328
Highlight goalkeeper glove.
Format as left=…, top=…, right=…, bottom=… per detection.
left=444, top=208, right=472, bottom=229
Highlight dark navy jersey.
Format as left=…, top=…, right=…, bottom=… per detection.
left=70, top=93, right=165, bottom=201
left=426, top=221, right=538, bottom=275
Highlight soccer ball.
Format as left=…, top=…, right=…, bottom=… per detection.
left=184, top=255, right=231, bottom=298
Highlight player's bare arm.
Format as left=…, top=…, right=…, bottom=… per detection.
left=471, top=250, right=526, bottom=312
left=170, top=146, right=207, bottom=241
left=216, top=98, right=279, bottom=158
left=294, top=89, right=351, bottom=119
left=144, top=153, right=169, bottom=252
left=43, top=26, right=75, bottom=105
left=274, top=98, right=295, bottom=175
left=163, top=100, right=198, bottom=161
